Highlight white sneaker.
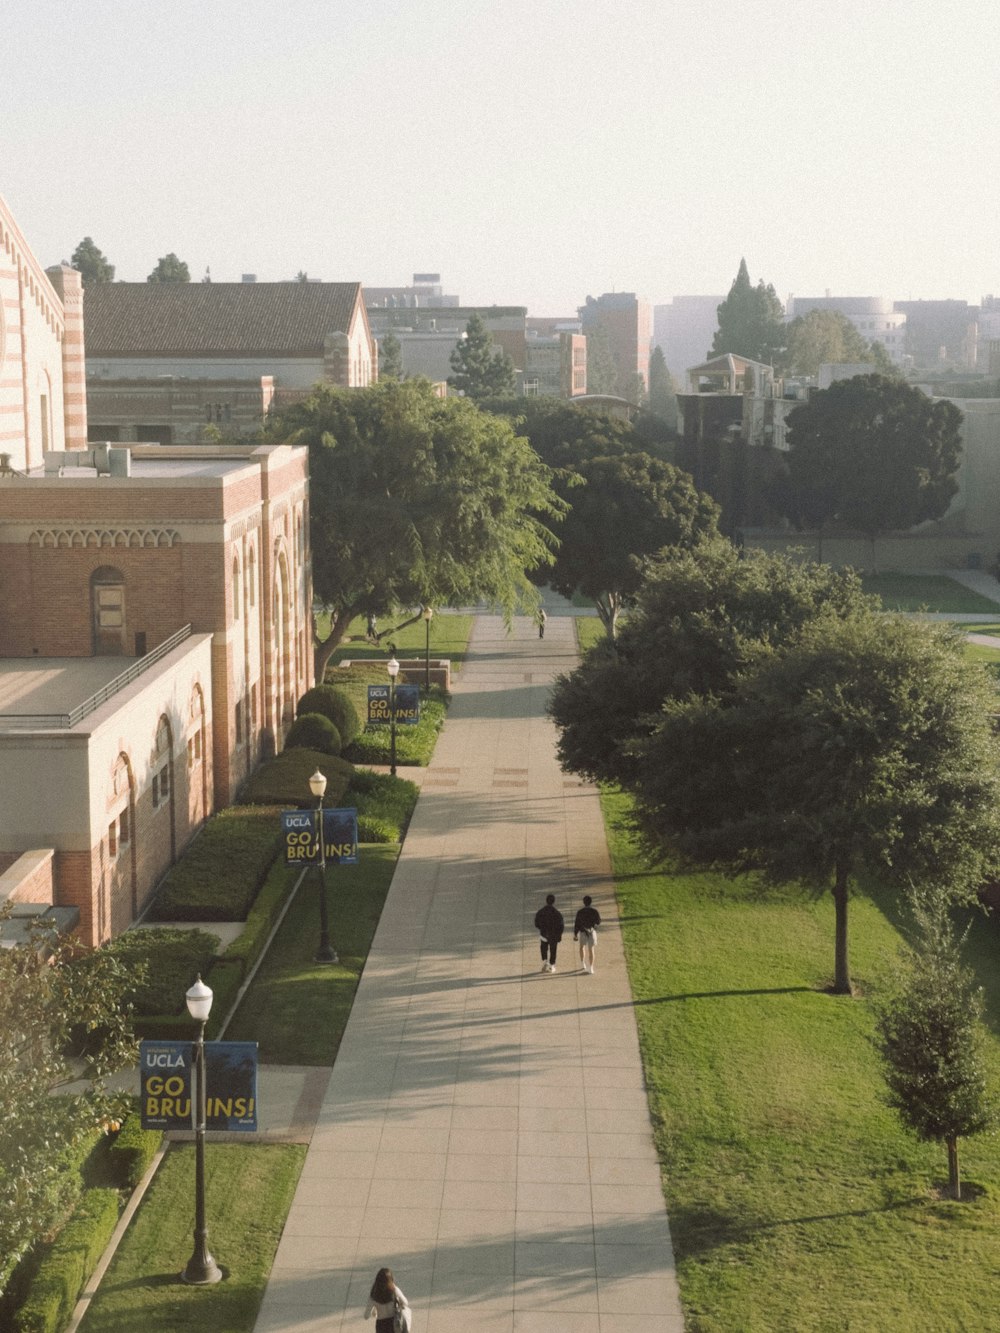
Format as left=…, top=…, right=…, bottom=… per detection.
left=587, top=965, right=595, bottom=974
left=549, top=964, right=556, bottom=973
left=541, top=961, right=550, bottom=972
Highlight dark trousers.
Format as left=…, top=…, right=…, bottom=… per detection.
left=540, top=938, right=558, bottom=964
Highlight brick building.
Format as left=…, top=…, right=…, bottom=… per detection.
left=578, top=292, right=653, bottom=395
left=0, top=195, right=313, bottom=945
left=84, top=281, right=376, bottom=443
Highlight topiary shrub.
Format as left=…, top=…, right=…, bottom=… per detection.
left=285, top=712, right=341, bottom=755
left=107, top=1110, right=162, bottom=1190
left=297, top=685, right=361, bottom=746
left=238, top=749, right=353, bottom=809
left=12, top=1188, right=119, bottom=1333
left=148, top=807, right=281, bottom=922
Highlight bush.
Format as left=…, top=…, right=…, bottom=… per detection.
left=356, top=814, right=396, bottom=844
left=102, top=928, right=221, bottom=1016
left=107, top=1111, right=162, bottom=1191
left=345, top=696, right=447, bottom=767
left=238, top=749, right=353, bottom=808
left=285, top=712, right=341, bottom=755
left=297, top=684, right=361, bottom=745
left=12, top=1189, right=119, bottom=1333
left=148, top=807, right=281, bottom=922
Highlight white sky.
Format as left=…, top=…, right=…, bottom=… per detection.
left=3, top=0, right=999, bottom=315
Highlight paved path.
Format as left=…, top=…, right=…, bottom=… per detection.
left=254, top=614, right=683, bottom=1332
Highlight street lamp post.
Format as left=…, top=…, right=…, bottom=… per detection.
left=387, top=656, right=400, bottom=777
left=308, top=769, right=337, bottom=963
left=423, top=606, right=434, bottom=692
left=182, top=976, right=222, bottom=1286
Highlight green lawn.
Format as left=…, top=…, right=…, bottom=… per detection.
left=318, top=612, right=474, bottom=667
left=78, top=1143, right=305, bottom=1332
left=575, top=616, right=607, bottom=652
left=223, top=844, right=398, bottom=1063
left=603, top=786, right=1000, bottom=1332
left=862, top=572, right=1000, bottom=613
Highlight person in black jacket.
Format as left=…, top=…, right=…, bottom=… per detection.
left=573, top=895, right=601, bottom=974
left=534, top=893, right=564, bottom=972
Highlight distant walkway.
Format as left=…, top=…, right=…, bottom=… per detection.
left=254, top=614, right=684, bottom=1332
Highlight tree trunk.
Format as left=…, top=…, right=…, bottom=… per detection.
left=314, top=607, right=355, bottom=683
left=831, top=862, right=852, bottom=994
left=595, top=595, right=618, bottom=640
left=947, top=1136, right=961, bottom=1200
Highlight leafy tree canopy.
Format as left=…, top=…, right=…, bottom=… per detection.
left=876, top=894, right=997, bottom=1199
left=549, top=537, right=874, bottom=791
left=485, top=397, right=672, bottom=469
left=378, top=329, right=403, bottom=382
left=71, top=237, right=114, bottom=287
left=266, top=380, right=562, bottom=677
left=631, top=614, right=1000, bottom=992
left=147, top=253, right=191, bottom=283
left=711, top=258, right=785, bottom=364
left=546, top=453, right=719, bottom=638
left=584, top=324, right=619, bottom=396
left=784, top=374, right=963, bottom=547
left=0, top=931, right=135, bottom=1292
left=647, top=346, right=679, bottom=429
left=782, top=309, right=871, bottom=376
left=448, top=314, right=516, bottom=400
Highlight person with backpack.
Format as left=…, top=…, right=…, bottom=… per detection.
left=573, top=894, right=602, bottom=974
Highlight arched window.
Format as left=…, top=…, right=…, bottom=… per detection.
left=247, top=544, right=256, bottom=609
left=91, top=566, right=125, bottom=655
left=232, top=554, right=242, bottom=620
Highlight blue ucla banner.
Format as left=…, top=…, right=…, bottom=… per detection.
left=281, top=808, right=359, bottom=866
left=140, top=1039, right=259, bottom=1132
left=367, top=683, right=420, bottom=726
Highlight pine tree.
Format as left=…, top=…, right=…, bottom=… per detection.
left=71, top=237, right=115, bottom=287
left=648, top=346, right=679, bottom=428
left=378, top=330, right=404, bottom=382
left=448, top=314, right=516, bottom=400
left=711, top=258, right=785, bottom=364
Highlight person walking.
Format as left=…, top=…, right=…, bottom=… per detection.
left=537, top=608, right=547, bottom=639
left=574, top=894, right=602, bottom=973
left=534, top=892, right=564, bottom=972
left=365, top=1266, right=410, bottom=1331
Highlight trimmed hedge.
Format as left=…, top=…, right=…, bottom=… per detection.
left=237, top=749, right=353, bottom=809
left=12, top=1188, right=119, bottom=1333
left=345, top=695, right=447, bottom=767
left=106, top=1112, right=163, bottom=1191
left=103, top=927, right=221, bottom=1017
left=285, top=712, right=341, bottom=755
left=347, top=770, right=420, bottom=843
left=356, top=814, right=396, bottom=844
left=147, top=806, right=281, bottom=922
left=297, top=684, right=361, bottom=745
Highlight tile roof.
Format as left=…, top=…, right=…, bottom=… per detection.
left=84, top=282, right=364, bottom=357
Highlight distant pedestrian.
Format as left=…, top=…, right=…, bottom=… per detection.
left=366, top=1266, right=411, bottom=1332
left=574, top=894, right=602, bottom=974
left=534, top=892, right=564, bottom=972
left=537, top=608, right=547, bottom=639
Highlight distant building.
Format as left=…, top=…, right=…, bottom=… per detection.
left=653, top=296, right=724, bottom=380
left=367, top=305, right=528, bottom=387
left=85, top=282, right=376, bottom=443
left=578, top=292, right=653, bottom=393
left=893, top=299, right=978, bottom=370
left=522, top=331, right=587, bottom=397
left=365, top=273, right=460, bottom=308
left=786, top=295, right=908, bottom=366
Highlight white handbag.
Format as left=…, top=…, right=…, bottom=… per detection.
left=394, top=1301, right=412, bottom=1333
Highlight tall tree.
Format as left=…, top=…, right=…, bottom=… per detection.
left=585, top=324, right=619, bottom=395
left=546, top=453, right=719, bottom=639
left=0, top=932, right=135, bottom=1293
left=620, top=371, right=647, bottom=406
left=631, top=615, right=1000, bottom=994
left=782, top=309, right=871, bottom=376
left=70, top=237, right=114, bottom=287
left=876, top=895, right=997, bottom=1199
left=549, top=537, right=874, bottom=792
left=266, top=380, right=561, bottom=678
left=486, top=397, right=669, bottom=468
left=378, top=329, right=403, bottom=382
left=147, top=253, right=191, bottom=283
left=711, top=258, right=785, bottom=364
left=448, top=314, right=516, bottom=400
left=784, top=374, right=963, bottom=561
left=647, top=346, right=679, bottom=429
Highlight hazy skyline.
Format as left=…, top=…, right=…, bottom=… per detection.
left=4, top=0, right=999, bottom=315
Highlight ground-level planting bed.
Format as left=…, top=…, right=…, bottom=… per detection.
left=78, top=1143, right=304, bottom=1333
left=602, top=787, right=1000, bottom=1332
left=224, top=844, right=398, bottom=1063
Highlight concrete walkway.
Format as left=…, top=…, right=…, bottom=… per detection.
left=254, top=614, right=684, bottom=1332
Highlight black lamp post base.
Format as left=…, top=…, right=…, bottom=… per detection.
left=182, top=1250, right=223, bottom=1285
left=315, top=945, right=338, bottom=963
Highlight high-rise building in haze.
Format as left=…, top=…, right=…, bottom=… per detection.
left=578, top=292, right=652, bottom=394
left=653, top=295, right=725, bottom=378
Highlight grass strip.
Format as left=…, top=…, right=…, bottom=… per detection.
left=223, top=844, right=398, bottom=1064
left=601, top=785, right=1000, bottom=1332
left=861, top=572, right=1000, bottom=612
left=77, top=1143, right=304, bottom=1333
left=318, top=612, right=474, bottom=666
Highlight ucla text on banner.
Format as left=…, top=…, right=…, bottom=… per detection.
left=282, top=808, right=359, bottom=866
left=367, top=682, right=420, bottom=725
left=139, top=1040, right=259, bottom=1131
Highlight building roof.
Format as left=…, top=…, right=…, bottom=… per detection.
left=84, top=282, right=364, bottom=357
